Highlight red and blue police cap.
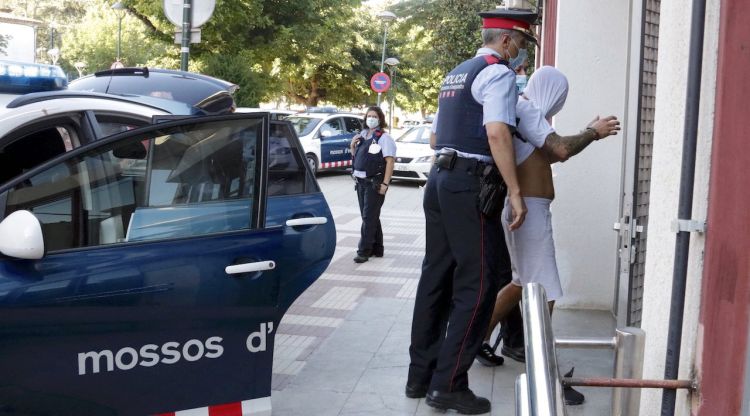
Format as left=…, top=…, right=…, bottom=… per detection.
left=479, top=8, right=539, bottom=44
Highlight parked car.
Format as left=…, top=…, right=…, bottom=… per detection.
left=235, top=107, right=296, bottom=121
left=391, top=125, right=434, bottom=184
left=69, top=66, right=237, bottom=115
left=0, top=61, right=335, bottom=415
left=285, top=110, right=363, bottom=174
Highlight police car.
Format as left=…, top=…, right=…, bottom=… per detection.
left=391, top=125, right=434, bottom=184
left=0, top=61, right=336, bottom=415
left=285, top=110, right=363, bottom=174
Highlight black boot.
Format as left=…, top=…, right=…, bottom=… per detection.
left=563, top=367, right=585, bottom=406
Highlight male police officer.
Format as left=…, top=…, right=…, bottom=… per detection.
left=406, top=8, right=537, bottom=415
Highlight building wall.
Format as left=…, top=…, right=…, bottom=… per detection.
left=697, top=0, right=750, bottom=413
left=0, top=22, right=35, bottom=62
left=550, top=0, right=631, bottom=309
left=638, top=0, right=720, bottom=414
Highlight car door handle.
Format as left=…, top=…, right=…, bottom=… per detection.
left=285, top=217, right=328, bottom=227
left=225, top=261, right=276, bottom=275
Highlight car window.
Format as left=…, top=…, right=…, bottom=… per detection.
left=396, top=126, right=430, bottom=144
left=94, top=114, right=150, bottom=137
left=286, top=116, right=320, bottom=137
left=4, top=118, right=262, bottom=251
left=344, top=117, right=362, bottom=133
left=320, top=117, right=344, bottom=137
left=0, top=122, right=81, bottom=184
left=268, top=122, right=306, bottom=197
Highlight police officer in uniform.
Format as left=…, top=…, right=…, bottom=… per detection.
left=350, top=106, right=396, bottom=263
left=406, top=9, right=537, bottom=414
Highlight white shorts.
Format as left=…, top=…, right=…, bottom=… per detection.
left=501, top=197, right=563, bottom=301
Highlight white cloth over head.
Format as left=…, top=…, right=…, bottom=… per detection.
left=513, top=66, right=569, bottom=165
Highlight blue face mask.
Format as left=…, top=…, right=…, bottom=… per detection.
left=509, top=47, right=528, bottom=73
left=516, top=75, right=528, bottom=93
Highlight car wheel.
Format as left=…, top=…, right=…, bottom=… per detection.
left=306, top=154, right=318, bottom=175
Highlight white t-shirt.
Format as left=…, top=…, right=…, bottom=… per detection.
left=514, top=97, right=555, bottom=165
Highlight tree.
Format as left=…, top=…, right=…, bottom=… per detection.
left=60, top=2, right=173, bottom=76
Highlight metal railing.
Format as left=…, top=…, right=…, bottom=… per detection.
left=515, top=283, right=658, bottom=416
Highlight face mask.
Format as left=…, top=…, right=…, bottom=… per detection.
left=515, top=74, right=528, bottom=93
left=366, top=117, right=379, bottom=129
left=509, top=43, right=528, bottom=73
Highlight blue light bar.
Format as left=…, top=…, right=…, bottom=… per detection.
left=0, top=60, right=67, bottom=93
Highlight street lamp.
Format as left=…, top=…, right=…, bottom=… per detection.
left=47, top=48, right=60, bottom=66
left=74, top=61, right=87, bottom=78
left=376, top=10, right=396, bottom=106
left=111, top=1, right=126, bottom=64
left=384, top=57, right=399, bottom=132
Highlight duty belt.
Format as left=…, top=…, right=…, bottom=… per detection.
left=435, top=152, right=489, bottom=176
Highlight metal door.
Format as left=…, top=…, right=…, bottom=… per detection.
left=614, top=0, right=661, bottom=327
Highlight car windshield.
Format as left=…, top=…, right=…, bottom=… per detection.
left=286, top=116, right=321, bottom=137
left=396, top=126, right=430, bottom=144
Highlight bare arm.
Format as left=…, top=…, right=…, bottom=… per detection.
left=486, top=122, right=526, bottom=230
left=430, top=132, right=436, bottom=150
left=543, top=115, right=621, bottom=163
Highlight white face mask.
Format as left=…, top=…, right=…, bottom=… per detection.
left=366, top=117, right=379, bottom=129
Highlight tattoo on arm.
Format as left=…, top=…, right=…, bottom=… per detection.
left=545, top=129, right=598, bottom=162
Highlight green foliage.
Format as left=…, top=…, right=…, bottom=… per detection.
left=60, top=2, right=172, bottom=76
left=1, top=0, right=538, bottom=114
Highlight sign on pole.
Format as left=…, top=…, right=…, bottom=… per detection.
left=370, top=72, right=391, bottom=94
left=163, top=0, right=215, bottom=28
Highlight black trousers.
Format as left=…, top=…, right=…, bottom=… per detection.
left=408, top=163, right=506, bottom=393
left=355, top=177, right=385, bottom=256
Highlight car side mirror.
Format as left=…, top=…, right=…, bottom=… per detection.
left=0, top=210, right=45, bottom=259
left=320, top=129, right=334, bottom=138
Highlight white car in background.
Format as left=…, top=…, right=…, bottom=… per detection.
left=392, top=125, right=434, bottom=184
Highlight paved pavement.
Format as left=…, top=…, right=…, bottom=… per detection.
left=271, top=172, right=615, bottom=415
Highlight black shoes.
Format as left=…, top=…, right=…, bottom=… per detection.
left=404, top=383, right=428, bottom=399
left=475, top=342, right=504, bottom=366
left=426, top=389, right=491, bottom=414
left=501, top=344, right=526, bottom=363
left=354, top=248, right=382, bottom=263
left=564, top=386, right=585, bottom=406
left=563, top=367, right=585, bottom=406
left=353, top=254, right=369, bottom=263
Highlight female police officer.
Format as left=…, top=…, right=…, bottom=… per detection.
left=350, top=106, right=396, bottom=263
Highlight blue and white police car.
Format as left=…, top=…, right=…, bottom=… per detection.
left=285, top=110, right=363, bottom=174
left=0, top=61, right=336, bottom=415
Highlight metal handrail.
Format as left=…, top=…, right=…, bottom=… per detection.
left=515, top=283, right=652, bottom=416
left=519, top=283, right=567, bottom=415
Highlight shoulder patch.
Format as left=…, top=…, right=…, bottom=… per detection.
left=483, top=55, right=501, bottom=65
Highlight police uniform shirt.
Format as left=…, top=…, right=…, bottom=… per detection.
left=513, top=96, right=555, bottom=165
left=431, top=48, right=517, bottom=161
left=352, top=129, right=397, bottom=178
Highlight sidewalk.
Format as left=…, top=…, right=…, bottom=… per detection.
left=271, top=177, right=615, bottom=415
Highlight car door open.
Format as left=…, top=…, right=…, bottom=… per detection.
left=0, top=113, right=336, bottom=415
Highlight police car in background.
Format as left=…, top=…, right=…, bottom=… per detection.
left=285, top=108, right=363, bottom=174
left=0, top=61, right=336, bottom=415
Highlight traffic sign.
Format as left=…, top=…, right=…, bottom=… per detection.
left=164, top=0, right=216, bottom=28
left=370, top=72, right=391, bottom=93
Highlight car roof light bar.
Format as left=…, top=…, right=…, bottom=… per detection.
left=0, top=60, right=67, bottom=93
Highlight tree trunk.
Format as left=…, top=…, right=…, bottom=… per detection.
left=305, top=75, right=320, bottom=107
